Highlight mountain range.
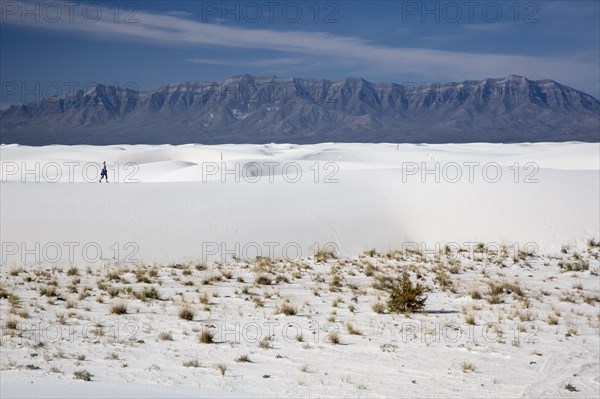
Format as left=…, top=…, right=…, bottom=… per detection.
left=1, top=74, right=598, bottom=144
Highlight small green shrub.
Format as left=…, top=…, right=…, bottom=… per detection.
left=387, top=272, right=427, bottom=313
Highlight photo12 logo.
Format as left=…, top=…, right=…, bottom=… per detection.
left=399, top=1, right=540, bottom=24
left=203, top=319, right=342, bottom=345
left=0, top=81, right=140, bottom=105
left=1, top=241, right=140, bottom=265
left=2, top=321, right=140, bottom=346
left=201, top=161, right=339, bottom=183
left=401, top=161, right=540, bottom=183
left=398, top=320, right=540, bottom=345
left=1, top=161, right=139, bottom=183
left=0, top=1, right=140, bottom=25
left=199, top=1, right=340, bottom=24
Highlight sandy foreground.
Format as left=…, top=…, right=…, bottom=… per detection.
left=0, top=142, right=599, bottom=398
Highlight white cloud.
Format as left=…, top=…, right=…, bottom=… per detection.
left=1, top=1, right=598, bottom=96
left=186, top=57, right=305, bottom=67
left=462, top=23, right=513, bottom=32
left=165, top=11, right=194, bottom=18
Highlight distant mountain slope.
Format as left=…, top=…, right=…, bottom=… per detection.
left=1, top=75, right=598, bottom=144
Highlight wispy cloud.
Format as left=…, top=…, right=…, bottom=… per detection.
left=1, top=1, right=597, bottom=95
left=186, top=57, right=305, bottom=67
left=165, top=10, right=194, bottom=18
left=462, top=23, right=513, bottom=33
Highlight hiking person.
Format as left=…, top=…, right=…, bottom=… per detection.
left=99, top=161, right=109, bottom=182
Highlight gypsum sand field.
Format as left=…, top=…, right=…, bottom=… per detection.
left=1, top=244, right=599, bottom=398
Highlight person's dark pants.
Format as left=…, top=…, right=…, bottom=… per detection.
left=99, top=172, right=108, bottom=182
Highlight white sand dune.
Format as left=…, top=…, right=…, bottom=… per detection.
left=1, top=143, right=598, bottom=265
left=1, top=142, right=599, bottom=398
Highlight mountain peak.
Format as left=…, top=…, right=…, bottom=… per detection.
left=1, top=75, right=598, bottom=145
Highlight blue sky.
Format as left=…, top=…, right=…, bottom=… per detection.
left=1, top=0, right=599, bottom=105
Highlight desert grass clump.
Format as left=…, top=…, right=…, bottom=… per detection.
left=434, top=266, right=453, bottom=290
left=179, top=306, right=196, bottom=321
left=199, top=329, right=215, bottom=344
left=252, top=297, right=265, bottom=308
left=4, top=318, right=18, bottom=330
left=217, top=363, right=228, bottom=376
left=199, top=293, right=210, bottom=305
left=73, top=369, right=93, bottom=381
left=347, top=323, right=362, bottom=335
left=107, top=287, right=121, bottom=298
left=315, top=249, right=336, bottom=263
left=110, top=302, right=128, bottom=315
left=9, top=267, right=25, bottom=276
left=564, top=383, right=578, bottom=392
left=465, top=313, right=476, bottom=325
left=517, top=310, right=534, bottom=322
left=258, top=336, right=273, bottom=349
left=158, top=332, right=173, bottom=341
left=253, top=256, right=272, bottom=273
left=3, top=292, right=21, bottom=307
left=387, top=272, right=427, bottom=313
left=65, top=300, right=78, bottom=309
left=487, top=294, right=502, bottom=305
left=183, top=359, right=201, bottom=367
left=372, top=301, right=386, bottom=314
left=135, top=287, right=160, bottom=301
left=559, top=261, right=589, bottom=272
left=39, top=286, right=57, bottom=297
left=255, top=274, right=272, bottom=285
left=279, top=303, right=297, bottom=316
left=235, top=354, right=252, bottom=363
left=364, top=262, right=378, bottom=277
left=328, top=331, right=341, bottom=344
left=460, top=362, right=476, bottom=373
left=587, top=238, right=600, bottom=248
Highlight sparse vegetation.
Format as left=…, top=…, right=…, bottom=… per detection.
left=235, top=354, right=252, bottom=363
left=258, top=336, right=273, bottom=349
left=217, top=363, right=227, bottom=376
left=255, top=275, right=272, bottom=285
left=315, top=249, right=336, bottom=263
left=564, top=383, right=578, bottom=392
left=110, top=302, right=128, bottom=315
left=73, top=369, right=93, bottom=381
left=178, top=306, right=195, bottom=321
left=279, top=303, right=297, bottom=316
left=372, top=301, right=386, bottom=314
left=183, top=359, right=201, bottom=367
left=199, top=329, right=215, bottom=344
left=347, top=323, right=362, bottom=335
left=158, top=332, right=173, bottom=341
left=328, top=331, right=341, bottom=344
left=460, top=362, right=476, bottom=373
